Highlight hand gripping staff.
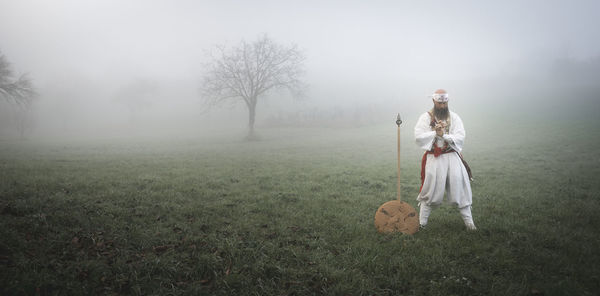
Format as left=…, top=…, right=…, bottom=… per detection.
left=374, top=114, right=419, bottom=234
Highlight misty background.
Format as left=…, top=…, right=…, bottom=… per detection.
left=1, top=0, right=599, bottom=139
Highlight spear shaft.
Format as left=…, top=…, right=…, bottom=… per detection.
left=396, top=113, right=402, bottom=202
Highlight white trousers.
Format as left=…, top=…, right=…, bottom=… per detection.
left=417, top=152, right=474, bottom=226
left=417, top=152, right=472, bottom=208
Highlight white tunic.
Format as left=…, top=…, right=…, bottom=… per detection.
left=415, top=111, right=472, bottom=208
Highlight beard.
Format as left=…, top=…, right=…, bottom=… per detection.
left=433, top=106, right=449, bottom=120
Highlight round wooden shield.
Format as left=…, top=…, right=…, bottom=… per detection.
left=374, top=200, right=419, bottom=234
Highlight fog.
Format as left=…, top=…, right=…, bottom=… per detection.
left=1, top=0, right=599, bottom=139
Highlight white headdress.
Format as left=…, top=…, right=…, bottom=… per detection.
left=431, top=92, right=449, bottom=102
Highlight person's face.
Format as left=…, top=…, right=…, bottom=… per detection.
left=433, top=99, right=448, bottom=110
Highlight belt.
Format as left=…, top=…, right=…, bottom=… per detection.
left=427, top=146, right=455, bottom=157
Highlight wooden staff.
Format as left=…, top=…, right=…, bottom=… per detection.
left=397, top=113, right=402, bottom=202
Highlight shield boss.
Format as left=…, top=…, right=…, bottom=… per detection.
left=374, top=200, right=419, bottom=234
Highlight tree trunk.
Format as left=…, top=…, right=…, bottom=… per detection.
left=247, top=99, right=257, bottom=140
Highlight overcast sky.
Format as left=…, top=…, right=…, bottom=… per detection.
left=1, top=0, right=599, bottom=136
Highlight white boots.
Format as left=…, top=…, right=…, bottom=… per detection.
left=460, top=205, right=477, bottom=230
left=419, top=204, right=477, bottom=231
left=419, top=203, right=433, bottom=227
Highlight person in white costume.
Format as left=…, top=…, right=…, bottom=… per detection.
left=415, top=89, right=476, bottom=230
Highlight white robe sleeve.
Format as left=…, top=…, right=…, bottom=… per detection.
left=414, top=112, right=436, bottom=151
left=443, top=112, right=466, bottom=153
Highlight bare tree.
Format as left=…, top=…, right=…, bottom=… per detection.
left=200, top=35, right=306, bottom=139
left=0, top=52, right=36, bottom=108
left=1, top=51, right=36, bottom=138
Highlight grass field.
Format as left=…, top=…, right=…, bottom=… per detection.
left=1, top=114, right=599, bottom=295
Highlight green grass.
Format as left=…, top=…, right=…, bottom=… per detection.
left=1, top=118, right=599, bottom=295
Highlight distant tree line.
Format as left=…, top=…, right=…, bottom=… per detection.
left=263, top=104, right=387, bottom=128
